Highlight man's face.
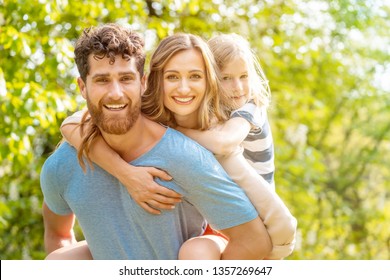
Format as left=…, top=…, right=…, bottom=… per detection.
left=78, top=55, right=145, bottom=134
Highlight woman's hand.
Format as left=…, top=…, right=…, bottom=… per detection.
left=118, top=165, right=182, bottom=215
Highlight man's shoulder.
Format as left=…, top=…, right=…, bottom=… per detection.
left=49, top=141, right=76, bottom=158
left=140, top=127, right=215, bottom=168
left=164, top=128, right=211, bottom=154
left=157, top=128, right=220, bottom=169
left=43, top=142, right=77, bottom=171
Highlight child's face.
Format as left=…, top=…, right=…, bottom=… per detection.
left=220, top=57, right=251, bottom=109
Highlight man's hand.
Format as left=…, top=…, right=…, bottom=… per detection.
left=118, top=166, right=182, bottom=215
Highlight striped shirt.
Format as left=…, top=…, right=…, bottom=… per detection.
left=231, top=101, right=275, bottom=189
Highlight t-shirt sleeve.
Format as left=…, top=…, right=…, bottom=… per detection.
left=230, top=101, right=266, bottom=132
left=40, top=149, right=73, bottom=215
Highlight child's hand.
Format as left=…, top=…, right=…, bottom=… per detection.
left=119, top=166, right=182, bottom=215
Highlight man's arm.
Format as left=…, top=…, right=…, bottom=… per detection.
left=219, top=217, right=272, bottom=259
left=42, top=202, right=77, bottom=254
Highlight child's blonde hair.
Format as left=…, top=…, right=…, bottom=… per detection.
left=208, top=33, right=271, bottom=108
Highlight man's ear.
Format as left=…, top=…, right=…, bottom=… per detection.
left=141, top=74, right=147, bottom=96
left=77, top=77, right=87, bottom=99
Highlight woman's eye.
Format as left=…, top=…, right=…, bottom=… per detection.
left=191, top=74, right=202, bottom=79
left=166, top=75, right=178, bottom=80
left=241, top=74, right=248, bottom=79
left=222, top=76, right=231, bottom=81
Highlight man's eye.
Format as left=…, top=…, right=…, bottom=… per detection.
left=122, top=76, right=134, bottom=81
left=96, top=78, right=108, bottom=83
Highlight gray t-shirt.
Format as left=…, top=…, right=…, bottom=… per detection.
left=231, top=101, right=275, bottom=186
left=40, top=127, right=258, bottom=259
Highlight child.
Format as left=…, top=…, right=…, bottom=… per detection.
left=58, top=33, right=296, bottom=260
left=176, top=33, right=295, bottom=259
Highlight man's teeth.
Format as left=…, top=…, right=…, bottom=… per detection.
left=105, top=104, right=126, bottom=109
left=174, top=97, right=193, bottom=102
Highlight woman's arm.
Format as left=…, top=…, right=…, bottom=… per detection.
left=176, top=117, right=251, bottom=155
left=61, top=115, right=182, bottom=215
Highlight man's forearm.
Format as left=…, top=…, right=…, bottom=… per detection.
left=42, top=203, right=77, bottom=254
left=44, top=231, right=77, bottom=254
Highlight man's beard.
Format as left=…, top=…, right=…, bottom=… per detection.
left=87, top=95, right=141, bottom=135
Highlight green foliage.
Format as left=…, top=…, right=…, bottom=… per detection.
left=1, top=0, right=389, bottom=259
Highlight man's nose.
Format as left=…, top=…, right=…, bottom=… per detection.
left=108, top=81, right=123, bottom=99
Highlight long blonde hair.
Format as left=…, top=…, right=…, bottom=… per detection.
left=208, top=33, right=271, bottom=109
left=142, top=33, right=228, bottom=130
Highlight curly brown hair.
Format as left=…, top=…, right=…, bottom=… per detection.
left=74, top=23, right=145, bottom=82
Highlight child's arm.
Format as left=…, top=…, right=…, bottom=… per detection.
left=61, top=113, right=182, bottom=215
left=216, top=149, right=297, bottom=259
left=176, top=117, right=251, bottom=156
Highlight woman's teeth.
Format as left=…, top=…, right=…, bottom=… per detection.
left=174, top=97, right=194, bottom=103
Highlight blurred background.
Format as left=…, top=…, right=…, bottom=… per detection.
left=0, top=0, right=389, bottom=260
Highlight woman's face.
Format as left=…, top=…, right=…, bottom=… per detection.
left=163, top=49, right=207, bottom=128
left=220, top=56, right=251, bottom=109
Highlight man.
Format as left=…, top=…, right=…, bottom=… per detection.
left=40, top=23, right=271, bottom=259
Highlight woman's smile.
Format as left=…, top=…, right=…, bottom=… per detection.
left=172, top=96, right=195, bottom=104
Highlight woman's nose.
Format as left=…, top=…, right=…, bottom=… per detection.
left=178, top=79, right=190, bottom=94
